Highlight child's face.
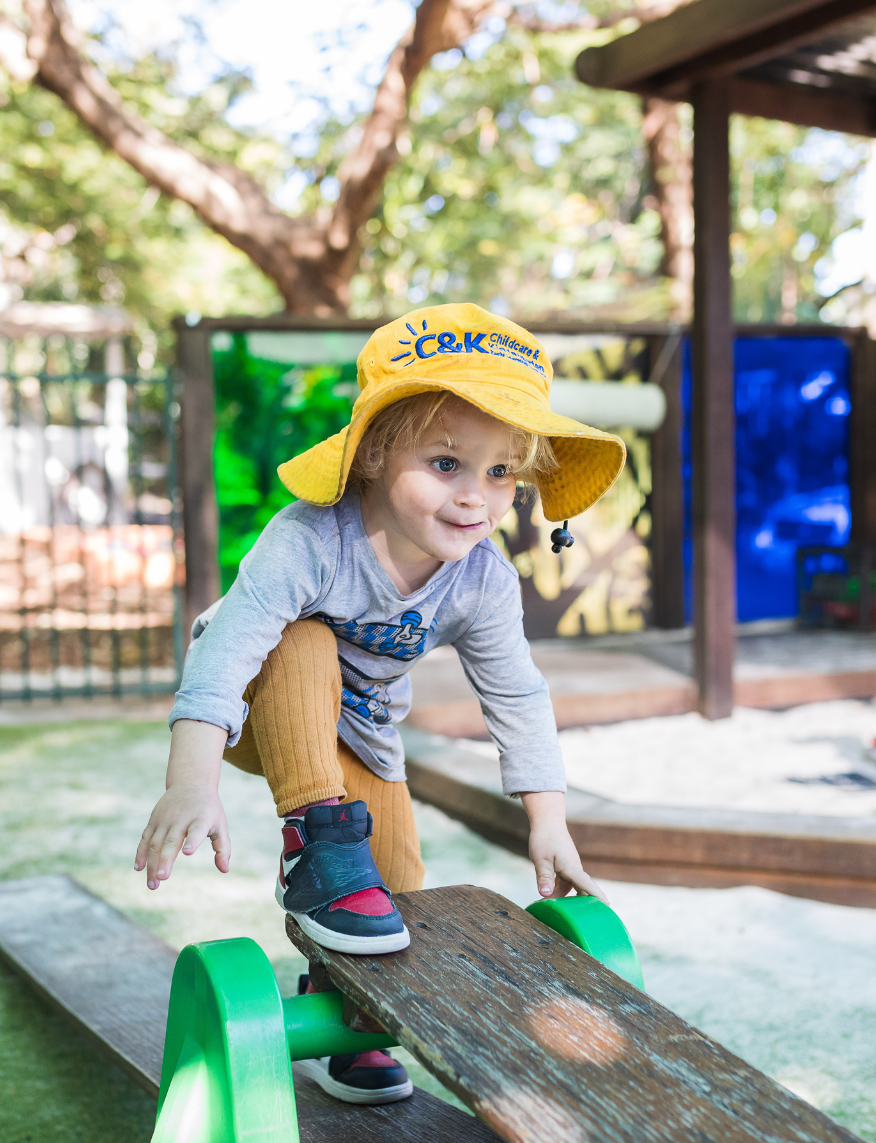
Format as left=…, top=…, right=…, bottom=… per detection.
left=370, top=397, right=520, bottom=564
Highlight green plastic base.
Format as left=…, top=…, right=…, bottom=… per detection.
left=151, top=938, right=396, bottom=1143
left=152, top=897, right=644, bottom=1141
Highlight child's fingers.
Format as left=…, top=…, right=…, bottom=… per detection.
left=134, top=823, right=155, bottom=871
left=180, top=816, right=212, bottom=857
left=143, top=827, right=169, bottom=888
left=533, top=857, right=557, bottom=898
left=209, top=822, right=232, bottom=874
left=565, top=867, right=611, bottom=907
left=146, top=826, right=188, bottom=889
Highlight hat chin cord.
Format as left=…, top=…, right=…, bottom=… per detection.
left=550, top=521, right=574, bottom=555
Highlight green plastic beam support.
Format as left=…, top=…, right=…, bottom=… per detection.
left=527, top=895, right=646, bottom=991
left=152, top=938, right=297, bottom=1143
left=152, top=938, right=400, bottom=1143
left=283, top=990, right=397, bottom=1060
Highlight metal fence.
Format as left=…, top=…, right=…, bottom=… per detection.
left=0, top=342, right=183, bottom=701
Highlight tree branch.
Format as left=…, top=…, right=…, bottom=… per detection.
left=19, top=0, right=331, bottom=307
left=9, top=0, right=489, bottom=314
left=326, top=0, right=493, bottom=289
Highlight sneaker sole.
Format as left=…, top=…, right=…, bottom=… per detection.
left=295, top=1058, right=413, bottom=1104
left=276, top=878, right=411, bottom=954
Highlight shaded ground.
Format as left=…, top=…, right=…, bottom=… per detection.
left=1, top=717, right=876, bottom=1141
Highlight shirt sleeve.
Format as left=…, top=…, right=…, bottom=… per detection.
left=452, top=571, right=566, bottom=797
left=168, top=509, right=335, bottom=745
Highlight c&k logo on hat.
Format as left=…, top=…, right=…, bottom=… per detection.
left=390, top=318, right=545, bottom=376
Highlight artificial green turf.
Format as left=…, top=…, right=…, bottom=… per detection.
left=0, top=960, right=155, bottom=1142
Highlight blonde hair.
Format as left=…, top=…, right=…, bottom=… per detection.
left=349, top=392, right=558, bottom=492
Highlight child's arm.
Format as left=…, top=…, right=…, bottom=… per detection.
left=134, top=719, right=231, bottom=891
left=522, top=791, right=610, bottom=905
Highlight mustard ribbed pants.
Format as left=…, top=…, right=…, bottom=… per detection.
left=222, top=618, right=424, bottom=894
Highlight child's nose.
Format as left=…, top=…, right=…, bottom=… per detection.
left=455, top=477, right=487, bottom=506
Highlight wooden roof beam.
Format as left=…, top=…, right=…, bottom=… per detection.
left=576, top=0, right=876, bottom=97
left=730, top=75, right=876, bottom=135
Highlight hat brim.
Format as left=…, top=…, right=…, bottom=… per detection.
left=277, top=378, right=626, bottom=522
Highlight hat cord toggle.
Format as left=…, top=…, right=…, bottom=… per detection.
left=550, top=521, right=574, bottom=554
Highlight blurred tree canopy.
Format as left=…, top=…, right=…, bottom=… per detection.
left=0, top=0, right=869, bottom=346
left=0, top=54, right=281, bottom=354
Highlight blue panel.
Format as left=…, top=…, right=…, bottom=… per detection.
left=681, top=337, right=851, bottom=622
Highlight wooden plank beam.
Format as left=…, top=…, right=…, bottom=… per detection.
left=287, top=886, right=862, bottom=1143
left=174, top=320, right=220, bottom=637
left=647, top=334, right=686, bottom=629
left=730, top=76, right=876, bottom=135
left=575, top=0, right=876, bottom=95
left=692, top=81, right=735, bottom=719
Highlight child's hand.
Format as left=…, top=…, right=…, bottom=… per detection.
left=520, top=790, right=610, bottom=906
left=135, top=784, right=230, bottom=890
left=134, top=717, right=231, bottom=890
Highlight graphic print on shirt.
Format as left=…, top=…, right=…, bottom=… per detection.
left=337, top=655, right=397, bottom=724
left=318, top=610, right=427, bottom=661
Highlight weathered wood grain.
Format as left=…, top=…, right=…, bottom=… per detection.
left=0, top=875, right=499, bottom=1143
left=288, top=886, right=863, bottom=1143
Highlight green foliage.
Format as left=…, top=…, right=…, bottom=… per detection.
left=300, top=24, right=665, bottom=320
left=729, top=118, right=868, bottom=323
left=212, top=335, right=355, bottom=590
left=295, top=20, right=866, bottom=326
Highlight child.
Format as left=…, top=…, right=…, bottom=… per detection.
left=135, top=302, right=625, bottom=1104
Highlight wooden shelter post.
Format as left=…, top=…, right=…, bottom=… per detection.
left=692, top=80, right=735, bottom=719
left=648, top=333, right=686, bottom=629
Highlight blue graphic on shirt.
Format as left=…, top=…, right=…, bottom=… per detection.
left=318, top=610, right=427, bottom=661
left=337, top=655, right=396, bottom=725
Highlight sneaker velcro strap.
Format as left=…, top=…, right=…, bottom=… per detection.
left=282, top=838, right=388, bottom=914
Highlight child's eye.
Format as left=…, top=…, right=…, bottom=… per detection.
left=433, top=457, right=457, bottom=473
left=488, top=464, right=512, bottom=478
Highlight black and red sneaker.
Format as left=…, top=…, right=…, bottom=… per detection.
left=275, top=801, right=410, bottom=954
left=294, top=975, right=413, bottom=1104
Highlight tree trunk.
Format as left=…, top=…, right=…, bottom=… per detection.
left=642, top=96, right=694, bottom=322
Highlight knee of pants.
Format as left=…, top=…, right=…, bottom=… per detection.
left=249, top=618, right=341, bottom=722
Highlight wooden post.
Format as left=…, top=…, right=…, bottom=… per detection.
left=175, top=320, right=220, bottom=638
left=850, top=332, right=876, bottom=543
left=648, top=333, right=686, bottom=628
left=691, top=81, right=735, bottom=718
left=850, top=331, right=876, bottom=630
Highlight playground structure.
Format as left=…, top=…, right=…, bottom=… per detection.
left=576, top=0, right=876, bottom=719
left=0, top=875, right=863, bottom=1142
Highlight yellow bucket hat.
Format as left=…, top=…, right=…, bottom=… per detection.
left=277, top=303, right=626, bottom=522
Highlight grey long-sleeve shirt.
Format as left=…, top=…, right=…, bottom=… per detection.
left=169, top=490, right=565, bottom=797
